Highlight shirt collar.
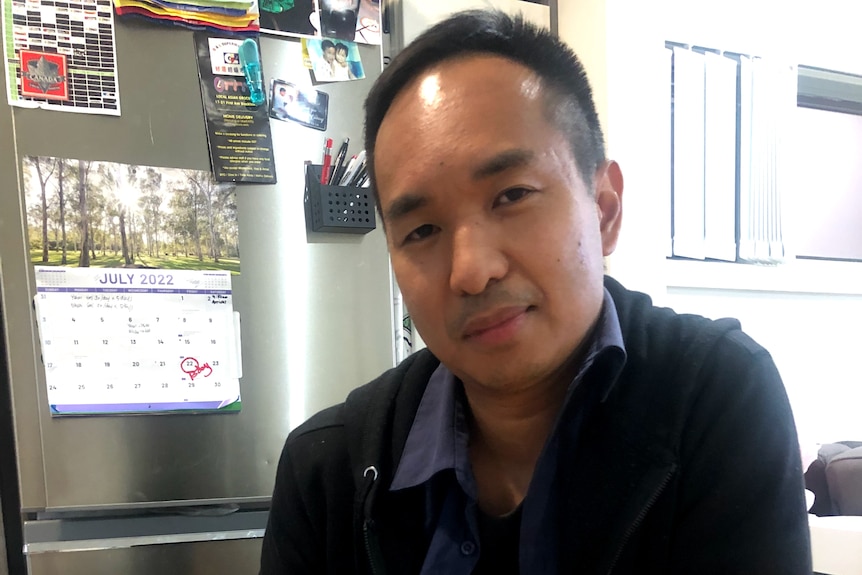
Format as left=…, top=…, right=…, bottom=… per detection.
left=390, top=288, right=626, bottom=492
left=580, top=288, right=626, bottom=401
left=390, top=362, right=462, bottom=491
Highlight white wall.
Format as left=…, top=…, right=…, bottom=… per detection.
left=666, top=283, right=862, bottom=447
left=558, top=0, right=862, bottom=450
left=557, top=1, right=608, bottom=141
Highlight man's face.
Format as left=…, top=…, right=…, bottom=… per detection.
left=375, top=55, right=622, bottom=392
left=323, top=46, right=335, bottom=62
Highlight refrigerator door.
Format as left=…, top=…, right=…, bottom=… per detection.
left=0, top=20, right=393, bottom=513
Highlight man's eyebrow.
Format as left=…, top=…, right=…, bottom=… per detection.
left=382, top=149, right=534, bottom=224
left=384, top=193, right=428, bottom=224
left=472, top=149, right=535, bottom=180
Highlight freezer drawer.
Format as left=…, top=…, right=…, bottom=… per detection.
left=27, top=537, right=263, bottom=575
left=24, top=509, right=266, bottom=575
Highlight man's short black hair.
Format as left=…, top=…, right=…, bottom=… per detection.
left=364, top=10, right=606, bottom=212
left=321, top=39, right=335, bottom=51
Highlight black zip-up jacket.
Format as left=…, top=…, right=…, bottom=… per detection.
left=260, top=277, right=812, bottom=574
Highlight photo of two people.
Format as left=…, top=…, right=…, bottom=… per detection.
left=302, top=38, right=365, bottom=83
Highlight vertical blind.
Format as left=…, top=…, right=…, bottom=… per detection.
left=669, top=43, right=796, bottom=264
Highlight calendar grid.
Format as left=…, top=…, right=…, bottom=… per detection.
left=34, top=267, right=242, bottom=416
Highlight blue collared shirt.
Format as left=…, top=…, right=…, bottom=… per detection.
left=390, top=289, right=627, bottom=574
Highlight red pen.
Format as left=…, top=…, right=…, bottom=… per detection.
left=321, top=138, right=333, bottom=184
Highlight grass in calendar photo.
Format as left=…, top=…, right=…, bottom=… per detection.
left=22, top=156, right=240, bottom=274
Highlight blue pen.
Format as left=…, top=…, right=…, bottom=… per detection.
left=239, top=38, right=265, bottom=106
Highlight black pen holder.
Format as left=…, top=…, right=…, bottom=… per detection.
left=304, top=164, right=377, bottom=234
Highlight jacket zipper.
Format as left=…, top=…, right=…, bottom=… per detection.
left=360, top=466, right=386, bottom=575
left=605, top=468, right=674, bottom=575
left=363, top=519, right=383, bottom=575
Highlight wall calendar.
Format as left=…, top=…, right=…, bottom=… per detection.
left=34, top=266, right=242, bottom=415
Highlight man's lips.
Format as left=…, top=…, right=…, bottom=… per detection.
left=462, top=306, right=530, bottom=339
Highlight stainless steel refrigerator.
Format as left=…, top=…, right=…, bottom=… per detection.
left=0, top=15, right=395, bottom=575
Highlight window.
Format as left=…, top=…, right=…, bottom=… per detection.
left=791, top=67, right=862, bottom=262
left=668, top=42, right=795, bottom=264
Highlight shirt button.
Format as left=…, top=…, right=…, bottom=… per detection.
left=460, top=541, right=476, bottom=556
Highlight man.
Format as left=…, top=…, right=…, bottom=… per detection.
left=271, top=85, right=291, bottom=119
left=314, top=39, right=337, bottom=81
left=260, top=10, right=810, bottom=574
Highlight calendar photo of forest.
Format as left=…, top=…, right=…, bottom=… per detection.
left=23, top=156, right=240, bottom=274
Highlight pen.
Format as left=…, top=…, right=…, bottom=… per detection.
left=339, top=154, right=361, bottom=186
left=328, top=137, right=350, bottom=185
left=338, top=155, right=357, bottom=186
left=347, top=155, right=367, bottom=187
left=342, top=150, right=366, bottom=186
left=351, top=166, right=367, bottom=187
left=321, top=138, right=333, bottom=184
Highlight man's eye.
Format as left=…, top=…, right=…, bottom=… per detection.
left=495, top=187, right=533, bottom=206
left=404, top=224, right=437, bottom=244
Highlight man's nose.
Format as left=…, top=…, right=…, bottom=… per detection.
left=448, top=222, right=508, bottom=296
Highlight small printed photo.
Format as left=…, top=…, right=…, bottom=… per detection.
left=259, top=0, right=318, bottom=38
left=302, top=37, right=365, bottom=83
left=311, top=0, right=381, bottom=45
left=269, top=80, right=329, bottom=131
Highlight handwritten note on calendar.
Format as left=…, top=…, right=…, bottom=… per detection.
left=34, top=266, right=242, bottom=416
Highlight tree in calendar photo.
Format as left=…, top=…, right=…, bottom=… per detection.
left=22, top=157, right=240, bottom=274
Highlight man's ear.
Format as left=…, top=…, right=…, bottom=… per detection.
left=595, top=160, right=624, bottom=256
